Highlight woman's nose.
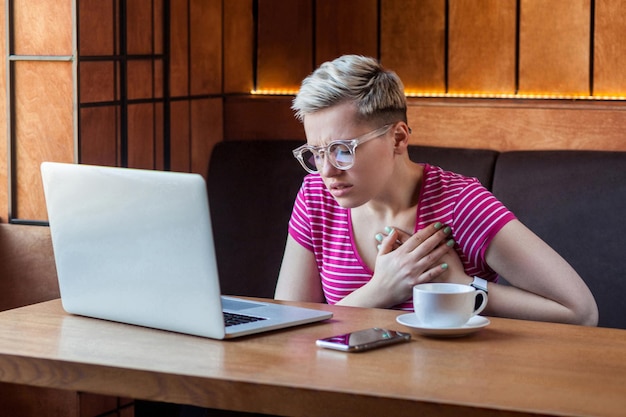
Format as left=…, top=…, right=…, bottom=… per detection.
left=320, top=156, right=340, bottom=177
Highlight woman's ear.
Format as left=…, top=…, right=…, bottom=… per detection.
left=393, top=123, right=411, bottom=154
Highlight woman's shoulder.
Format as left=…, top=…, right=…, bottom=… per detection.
left=422, top=163, right=480, bottom=186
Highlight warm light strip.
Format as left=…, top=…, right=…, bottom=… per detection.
left=404, top=91, right=626, bottom=101
left=251, top=89, right=300, bottom=96
left=251, top=89, right=626, bottom=101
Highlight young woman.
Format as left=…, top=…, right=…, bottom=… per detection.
left=275, top=55, right=598, bottom=325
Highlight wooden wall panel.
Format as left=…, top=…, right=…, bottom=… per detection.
left=519, top=0, right=591, bottom=95
left=315, top=0, right=378, bottom=65
left=191, top=99, right=223, bottom=178
left=448, top=0, right=517, bottom=94
left=223, top=0, right=254, bottom=93
left=593, top=0, right=626, bottom=95
left=78, top=0, right=116, bottom=56
left=224, top=96, right=304, bottom=141
left=190, top=0, right=222, bottom=95
left=14, top=62, right=74, bottom=221
left=13, top=0, right=73, bottom=55
left=80, top=106, right=119, bottom=167
left=407, top=99, right=626, bottom=151
left=0, top=384, right=79, bottom=417
left=169, top=99, right=222, bottom=176
left=224, top=96, right=626, bottom=152
left=79, top=61, right=117, bottom=103
left=381, top=0, right=446, bottom=93
left=127, top=60, right=154, bottom=100
left=257, top=0, right=313, bottom=90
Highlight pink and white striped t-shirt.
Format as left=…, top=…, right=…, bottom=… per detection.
left=288, top=164, right=517, bottom=310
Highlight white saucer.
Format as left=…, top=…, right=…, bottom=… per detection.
left=396, top=314, right=490, bottom=337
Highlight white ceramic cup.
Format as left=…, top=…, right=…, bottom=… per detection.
left=413, top=283, right=488, bottom=328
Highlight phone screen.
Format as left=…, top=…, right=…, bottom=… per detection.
left=316, top=328, right=410, bottom=352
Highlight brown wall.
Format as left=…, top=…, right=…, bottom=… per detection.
left=3, top=0, right=626, bottom=224
left=0, top=1, right=75, bottom=222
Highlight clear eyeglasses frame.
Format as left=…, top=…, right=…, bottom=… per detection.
left=292, top=124, right=394, bottom=174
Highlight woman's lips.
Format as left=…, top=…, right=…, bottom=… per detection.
left=328, top=182, right=353, bottom=198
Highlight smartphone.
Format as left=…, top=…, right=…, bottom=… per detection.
left=316, top=328, right=411, bottom=352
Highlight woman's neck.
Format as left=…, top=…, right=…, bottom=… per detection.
left=360, top=160, right=424, bottom=219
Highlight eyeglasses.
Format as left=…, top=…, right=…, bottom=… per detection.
left=292, top=124, right=393, bottom=174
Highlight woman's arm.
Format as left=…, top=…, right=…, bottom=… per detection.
left=442, top=220, right=598, bottom=325
left=274, top=235, right=325, bottom=302
left=335, top=223, right=452, bottom=308
left=275, top=223, right=452, bottom=307
left=481, top=220, right=598, bottom=325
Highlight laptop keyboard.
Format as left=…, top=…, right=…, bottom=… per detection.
left=223, top=311, right=267, bottom=327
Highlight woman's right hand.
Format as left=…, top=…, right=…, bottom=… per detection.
left=337, top=222, right=454, bottom=308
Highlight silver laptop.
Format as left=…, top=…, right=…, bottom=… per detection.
left=40, top=162, right=331, bottom=339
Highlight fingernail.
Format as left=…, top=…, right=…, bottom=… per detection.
left=441, top=263, right=449, bottom=270
left=377, top=244, right=382, bottom=251
left=446, top=239, right=455, bottom=247
left=443, top=226, right=452, bottom=235
left=384, top=226, right=394, bottom=234
left=375, top=233, right=384, bottom=242
left=434, top=222, right=443, bottom=230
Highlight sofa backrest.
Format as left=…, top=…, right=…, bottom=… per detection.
left=492, top=150, right=626, bottom=329
left=208, top=141, right=625, bottom=329
left=207, top=141, right=499, bottom=298
left=408, top=146, right=498, bottom=188
left=208, top=140, right=306, bottom=297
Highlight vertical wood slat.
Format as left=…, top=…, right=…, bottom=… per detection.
left=14, top=62, right=75, bottom=220
left=153, top=102, right=165, bottom=171
left=448, top=0, right=517, bottom=94
left=0, top=0, right=7, bottom=221
left=80, top=106, right=119, bottom=167
left=126, top=0, right=153, bottom=54
left=519, top=0, right=591, bottom=95
left=223, top=0, right=254, bottom=93
left=381, top=0, right=446, bottom=93
left=593, top=0, right=626, bottom=95
left=153, top=0, right=164, bottom=55
left=256, top=0, right=313, bottom=90
left=190, top=0, right=222, bottom=95
left=315, top=0, right=378, bottom=65
left=170, top=101, right=191, bottom=173
left=126, top=103, right=155, bottom=170
left=169, top=0, right=190, bottom=97
left=77, top=0, right=118, bottom=172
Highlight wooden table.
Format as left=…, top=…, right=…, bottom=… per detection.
left=0, top=299, right=624, bottom=417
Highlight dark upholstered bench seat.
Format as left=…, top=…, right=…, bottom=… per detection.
left=208, top=141, right=626, bottom=329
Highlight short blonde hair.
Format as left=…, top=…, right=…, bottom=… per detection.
left=292, top=55, right=407, bottom=124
